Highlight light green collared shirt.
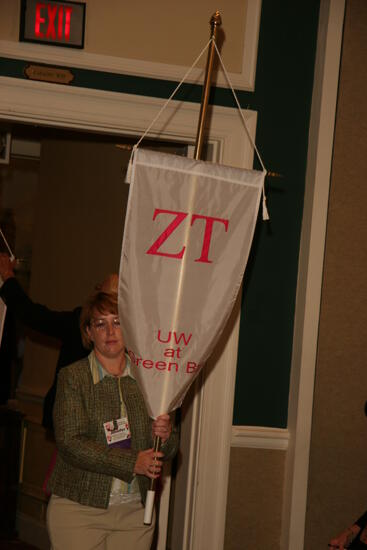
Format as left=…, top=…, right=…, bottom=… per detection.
left=88, top=351, right=140, bottom=505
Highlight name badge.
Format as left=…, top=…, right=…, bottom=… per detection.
left=103, top=417, right=131, bottom=449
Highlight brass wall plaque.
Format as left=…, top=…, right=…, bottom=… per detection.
left=24, top=64, right=74, bottom=84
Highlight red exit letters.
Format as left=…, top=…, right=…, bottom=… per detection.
left=146, top=208, right=229, bottom=264
left=35, top=3, right=72, bottom=41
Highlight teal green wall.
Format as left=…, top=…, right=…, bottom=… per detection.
left=233, top=1, right=320, bottom=427
left=0, top=1, right=321, bottom=428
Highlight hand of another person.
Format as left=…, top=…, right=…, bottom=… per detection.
left=152, top=414, right=172, bottom=443
left=328, top=524, right=360, bottom=548
left=0, top=253, right=15, bottom=282
left=360, top=525, right=367, bottom=544
left=134, top=448, right=164, bottom=479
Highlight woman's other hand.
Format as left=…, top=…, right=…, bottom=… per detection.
left=134, top=448, right=164, bottom=479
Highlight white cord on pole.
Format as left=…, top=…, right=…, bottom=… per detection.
left=135, top=38, right=213, bottom=150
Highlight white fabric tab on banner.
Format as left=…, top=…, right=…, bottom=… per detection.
left=118, top=149, right=264, bottom=418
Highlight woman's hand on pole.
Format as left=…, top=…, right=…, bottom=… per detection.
left=134, top=448, right=164, bottom=479
left=152, top=414, right=172, bottom=443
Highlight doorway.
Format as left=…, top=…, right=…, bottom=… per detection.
left=0, top=80, right=257, bottom=549
left=0, top=121, right=192, bottom=549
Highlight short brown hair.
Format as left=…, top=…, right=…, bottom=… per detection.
left=80, top=291, right=118, bottom=349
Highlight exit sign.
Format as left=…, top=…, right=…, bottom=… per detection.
left=20, top=0, right=86, bottom=48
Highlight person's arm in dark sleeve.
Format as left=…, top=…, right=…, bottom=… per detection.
left=0, top=254, right=75, bottom=340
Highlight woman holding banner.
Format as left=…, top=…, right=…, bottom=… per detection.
left=46, top=289, right=178, bottom=550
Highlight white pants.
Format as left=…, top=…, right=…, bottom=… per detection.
left=47, top=495, right=155, bottom=550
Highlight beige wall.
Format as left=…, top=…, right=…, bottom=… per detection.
left=225, top=447, right=285, bottom=550
left=0, top=0, right=20, bottom=41
left=0, top=0, right=250, bottom=73
left=305, top=1, right=367, bottom=548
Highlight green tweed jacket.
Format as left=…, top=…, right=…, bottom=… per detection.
left=47, top=357, right=179, bottom=509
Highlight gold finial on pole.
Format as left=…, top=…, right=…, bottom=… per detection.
left=194, top=11, right=222, bottom=160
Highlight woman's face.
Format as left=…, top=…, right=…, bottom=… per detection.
left=86, top=310, right=125, bottom=360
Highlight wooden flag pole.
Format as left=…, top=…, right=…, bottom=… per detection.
left=194, top=11, right=222, bottom=161
left=143, top=11, right=222, bottom=526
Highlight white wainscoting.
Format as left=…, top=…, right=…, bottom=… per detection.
left=232, top=425, right=290, bottom=450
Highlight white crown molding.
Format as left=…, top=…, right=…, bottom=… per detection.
left=0, top=1, right=261, bottom=91
left=232, top=425, right=289, bottom=450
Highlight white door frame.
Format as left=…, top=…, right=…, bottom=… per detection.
left=0, top=73, right=258, bottom=550
left=282, top=1, right=346, bottom=548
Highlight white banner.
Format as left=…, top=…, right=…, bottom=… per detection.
left=118, top=149, right=264, bottom=418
